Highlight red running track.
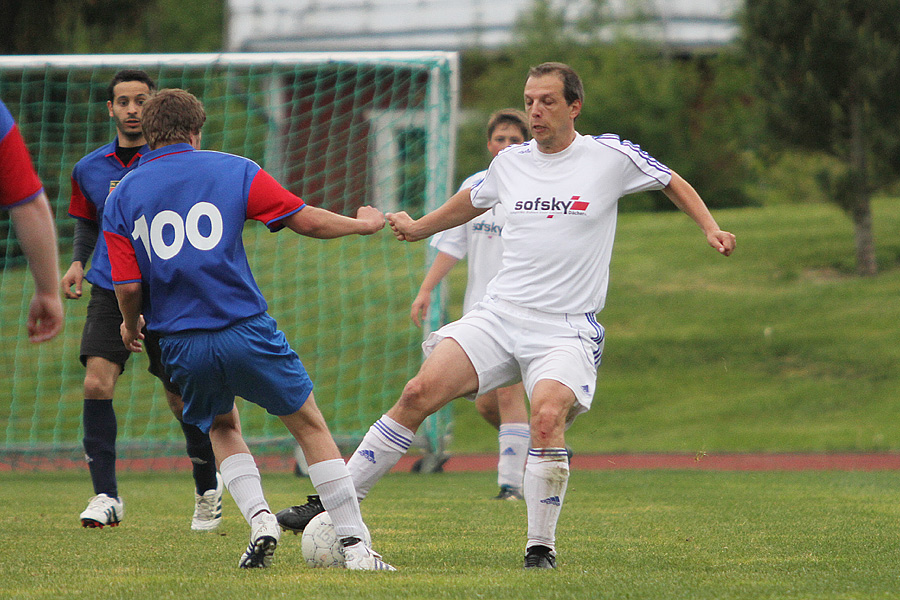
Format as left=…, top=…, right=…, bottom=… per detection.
left=3, top=452, right=900, bottom=472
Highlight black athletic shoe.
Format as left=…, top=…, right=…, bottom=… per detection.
left=275, top=495, right=325, bottom=534
left=493, top=485, right=524, bottom=501
left=523, top=545, right=557, bottom=569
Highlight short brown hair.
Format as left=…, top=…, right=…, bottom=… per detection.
left=527, top=62, right=584, bottom=106
left=141, top=89, right=206, bottom=149
left=486, top=108, right=529, bottom=140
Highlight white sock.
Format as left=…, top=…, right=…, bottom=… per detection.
left=308, top=458, right=366, bottom=540
left=346, top=415, right=414, bottom=501
left=220, top=453, right=269, bottom=525
left=497, top=422, right=529, bottom=489
left=524, top=448, right=570, bottom=552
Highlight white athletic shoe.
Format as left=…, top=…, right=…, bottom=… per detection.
left=80, top=493, right=124, bottom=528
left=191, top=472, right=223, bottom=531
left=343, top=540, right=397, bottom=571
left=238, top=511, right=280, bottom=568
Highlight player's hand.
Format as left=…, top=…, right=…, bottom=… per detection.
left=27, top=291, right=64, bottom=343
left=385, top=211, right=417, bottom=242
left=707, top=230, right=736, bottom=256
left=61, top=262, right=85, bottom=299
left=410, top=290, right=429, bottom=327
left=356, top=205, right=385, bottom=235
left=120, top=315, right=146, bottom=353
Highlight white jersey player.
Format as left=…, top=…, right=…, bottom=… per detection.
left=340, top=62, right=735, bottom=569
left=410, top=109, right=530, bottom=501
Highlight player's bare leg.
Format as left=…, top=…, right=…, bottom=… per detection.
left=277, top=394, right=365, bottom=540
left=273, top=394, right=395, bottom=569
left=347, top=338, right=479, bottom=501
left=207, top=407, right=279, bottom=567
left=523, top=379, right=576, bottom=569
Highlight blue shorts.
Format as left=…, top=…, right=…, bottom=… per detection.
left=159, top=313, right=314, bottom=433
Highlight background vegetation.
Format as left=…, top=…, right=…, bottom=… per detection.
left=3, top=1, right=900, bottom=456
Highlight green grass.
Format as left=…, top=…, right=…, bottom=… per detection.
left=2, top=469, right=899, bottom=599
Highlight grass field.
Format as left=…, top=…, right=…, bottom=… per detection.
left=2, top=469, right=899, bottom=599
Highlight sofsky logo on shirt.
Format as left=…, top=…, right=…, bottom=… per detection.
left=513, top=195, right=589, bottom=218
left=472, top=219, right=502, bottom=237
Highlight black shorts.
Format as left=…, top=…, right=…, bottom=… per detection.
left=79, top=285, right=181, bottom=395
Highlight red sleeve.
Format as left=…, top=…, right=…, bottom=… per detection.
left=68, top=176, right=97, bottom=221
left=246, top=168, right=305, bottom=231
left=104, top=231, right=142, bottom=283
left=0, top=124, right=43, bottom=208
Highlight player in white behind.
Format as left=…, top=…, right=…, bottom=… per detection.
left=342, top=62, right=735, bottom=569
left=411, top=109, right=531, bottom=500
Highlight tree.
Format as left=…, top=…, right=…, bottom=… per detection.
left=743, top=0, right=900, bottom=275
left=459, top=0, right=758, bottom=210
left=0, top=0, right=223, bottom=55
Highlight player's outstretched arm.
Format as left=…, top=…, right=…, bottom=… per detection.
left=662, top=171, right=736, bottom=257
left=387, top=187, right=486, bottom=242
left=411, top=252, right=460, bottom=327
left=283, top=205, right=385, bottom=239
left=9, top=192, right=64, bottom=342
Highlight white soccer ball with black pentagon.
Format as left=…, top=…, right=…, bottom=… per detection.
left=301, top=510, right=371, bottom=568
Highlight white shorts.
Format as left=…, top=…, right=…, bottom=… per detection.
left=423, top=296, right=605, bottom=422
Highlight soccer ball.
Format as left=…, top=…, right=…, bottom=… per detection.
left=301, top=510, right=371, bottom=568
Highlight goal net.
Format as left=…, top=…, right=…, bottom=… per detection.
left=0, top=52, right=458, bottom=469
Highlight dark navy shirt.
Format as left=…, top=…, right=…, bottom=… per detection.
left=69, top=138, right=148, bottom=290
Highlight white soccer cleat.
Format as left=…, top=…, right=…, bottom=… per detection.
left=342, top=540, right=397, bottom=571
left=238, top=511, right=280, bottom=568
left=80, top=493, right=124, bottom=528
left=191, top=472, right=223, bottom=531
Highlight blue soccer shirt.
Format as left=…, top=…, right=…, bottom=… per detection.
left=68, top=138, right=148, bottom=290
left=103, top=143, right=305, bottom=334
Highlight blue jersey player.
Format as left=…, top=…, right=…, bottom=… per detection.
left=61, top=70, right=221, bottom=531
left=103, top=88, right=395, bottom=570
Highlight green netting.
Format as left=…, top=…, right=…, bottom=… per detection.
left=0, top=53, right=458, bottom=468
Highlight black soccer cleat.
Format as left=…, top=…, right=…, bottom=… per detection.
left=275, top=494, right=325, bottom=534
left=493, top=485, right=524, bottom=501
left=523, top=545, right=557, bottom=569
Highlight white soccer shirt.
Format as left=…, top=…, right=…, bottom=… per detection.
left=430, top=170, right=507, bottom=313
left=470, top=133, right=672, bottom=314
